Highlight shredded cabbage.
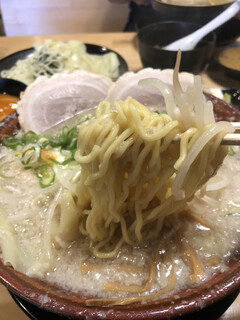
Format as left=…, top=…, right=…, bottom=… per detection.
left=1, top=39, right=120, bottom=85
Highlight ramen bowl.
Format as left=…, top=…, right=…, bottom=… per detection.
left=136, top=14, right=240, bottom=47
left=151, top=0, right=235, bottom=25
left=1, top=93, right=240, bottom=320
left=137, top=21, right=216, bottom=74
left=1, top=258, right=240, bottom=320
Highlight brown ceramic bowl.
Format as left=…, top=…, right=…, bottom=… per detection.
left=1, top=94, right=240, bottom=319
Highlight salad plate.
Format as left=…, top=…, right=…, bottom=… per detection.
left=0, top=44, right=128, bottom=81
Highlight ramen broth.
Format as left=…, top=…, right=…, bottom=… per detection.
left=0, top=142, right=240, bottom=301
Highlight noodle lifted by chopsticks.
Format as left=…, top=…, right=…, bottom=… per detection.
left=74, top=62, right=233, bottom=258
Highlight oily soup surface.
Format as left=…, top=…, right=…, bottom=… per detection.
left=0, top=144, right=240, bottom=300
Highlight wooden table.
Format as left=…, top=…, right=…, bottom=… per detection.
left=0, top=32, right=240, bottom=320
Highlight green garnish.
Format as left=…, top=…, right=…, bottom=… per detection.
left=42, top=126, right=78, bottom=150
left=2, top=131, right=39, bottom=150
left=34, top=164, right=55, bottom=188
left=223, top=93, right=231, bottom=104
left=2, top=135, right=23, bottom=150
left=228, top=146, right=235, bottom=156
left=0, top=161, right=16, bottom=179
left=1, top=115, right=91, bottom=188
left=154, top=110, right=167, bottom=115
left=225, top=212, right=240, bottom=217
left=21, top=147, right=40, bottom=166
left=48, top=157, right=75, bottom=166
left=22, top=131, right=39, bottom=144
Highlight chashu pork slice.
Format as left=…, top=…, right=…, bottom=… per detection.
left=17, top=71, right=113, bottom=134
left=106, top=68, right=194, bottom=112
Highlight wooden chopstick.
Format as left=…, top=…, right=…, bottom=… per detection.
left=173, top=122, right=240, bottom=146
left=231, top=122, right=240, bottom=133
left=221, top=122, right=240, bottom=146
left=221, top=133, right=240, bottom=146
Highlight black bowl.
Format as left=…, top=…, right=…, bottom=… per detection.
left=214, top=16, right=240, bottom=46
left=136, top=12, right=240, bottom=47
left=0, top=45, right=128, bottom=84
left=137, top=21, right=216, bottom=74
left=0, top=78, right=27, bottom=97
left=151, top=0, right=234, bottom=25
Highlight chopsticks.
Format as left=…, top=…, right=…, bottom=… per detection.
left=221, top=122, right=240, bottom=146
left=231, top=122, right=240, bottom=132
left=221, top=133, right=240, bottom=146
left=173, top=122, right=240, bottom=146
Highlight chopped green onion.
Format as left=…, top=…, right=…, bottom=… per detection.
left=42, top=126, right=78, bottom=151
left=1, top=117, right=91, bottom=187
left=21, top=147, right=40, bottom=166
left=22, top=131, right=39, bottom=144
left=0, top=161, right=16, bottom=179
left=2, top=131, right=40, bottom=150
left=154, top=110, right=167, bottom=115
left=34, top=164, right=55, bottom=188
left=48, top=157, right=75, bottom=166
left=225, top=212, right=240, bottom=217
left=228, top=146, right=235, bottom=156
left=79, top=114, right=92, bottom=124
left=223, top=93, right=231, bottom=104
left=2, top=135, right=22, bottom=150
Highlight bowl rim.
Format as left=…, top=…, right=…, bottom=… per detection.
left=151, top=0, right=235, bottom=9
left=1, top=253, right=240, bottom=319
